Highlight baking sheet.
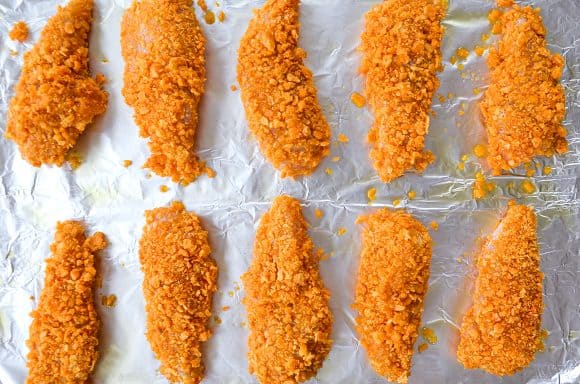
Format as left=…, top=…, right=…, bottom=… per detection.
left=0, top=0, right=579, bottom=383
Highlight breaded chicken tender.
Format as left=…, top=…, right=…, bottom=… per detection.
left=457, top=203, right=543, bottom=375
left=354, top=209, right=432, bottom=384
left=5, top=0, right=107, bottom=167
left=237, top=0, right=331, bottom=178
left=122, top=0, right=207, bottom=184
left=481, top=6, right=567, bottom=174
left=242, top=196, right=332, bottom=383
left=359, top=0, right=444, bottom=182
left=139, top=202, right=218, bottom=383
left=26, top=221, right=107, bottom=383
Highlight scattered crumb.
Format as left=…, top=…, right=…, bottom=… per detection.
left=214, top=316, right=222, bottom=325
left=325, top=168, right=333, bottom=175
left=461, top=154, right=469, bottom=162
left=543, top=166, right=552, bottom=175
left=160, top=185, right=169, bottom=193
left=473, top=88, right=481, bottom=95
left=10, top=49, right=19, bottom=56
left=421, top=327, right=438, bottom=344
left=474, top=46, right=485, bottom=56
left=407, top=190, right=417, bottom=200
left=481, top=33, right=490, bottom=41
left=473, top=172, right=496, bottom=199
left=430, top=221, right=439, bottom=231
left=332, top=156, right=340, bottom=162
left=350, top=92, right=366, bottom=108
left=418, top=343, right=428, bottom=353
left=204, top=10, right=216, bottom=24
left=521, top=179, right=536, bottom=194
left=66, top=151, right=83, bottom=170
left=457, top=63, right=465, bottom=71
left=367, top=187, right=377, bottom=203
left=315, top=208, right=324, bottom=219
left=319, top=249, right=331, bottom=261
left=447, top=92, right=455, bottom=99
left=338, top=133, right=350, bottom=143
left=392, top=199, right=401, bottom=207
left=230, top=85, right=237, bottom=91
left=101, top=294, right=117, bottom=308
left=438, top=94, right=446, bottom=103
left=473, top=144, right=487, bottom=158
left=526, top=169, right=535, bottom=177
left=456, top=47, right=469, bottom=60
left=222, top=306, right=230, bottom=312
left=123, top=159, right=133, bottom=167
left=9, top=21, right=29, bottom=42
left=205, top=167, right=216, bottom=178
left=450, top=55, right=458, bottom=65
left=217, top=10, right=226, bottom=22
left=337, top=227, right=347, bottom=236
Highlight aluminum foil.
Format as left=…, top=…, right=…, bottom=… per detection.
left=0, top=0, right=579, bottom=383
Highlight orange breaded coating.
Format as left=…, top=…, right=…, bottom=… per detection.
left=360, top=0, right=444, bottom=182
left=481, top=6, right=567, bottom=174
left=242, top=196, right=333, bottom=383
left=9, top=21, right=29, bottom=42
left=457, top=204, right=543, bottom=375
left=139, top=201, right=218, bottom=383
left=5, top=0, right=107, bottom=167
left=26, top=221, right=107, bottom=383
left=354, top=209, right=432, bottom=384
left=237, top=0, right=331, bottom=178
left=121, top=0, right=207, bottom=184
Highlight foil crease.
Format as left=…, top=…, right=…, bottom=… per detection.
left=0, top=0, right=578, bottom=383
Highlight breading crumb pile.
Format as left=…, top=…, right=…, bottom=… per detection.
left=359, top=0, right=445, bottom=182
left=354, top=209, right=433, bottom=384
left=237, top=0, right=331, bottom=178
left=242, top=196, right=333, bottom=383
left=121, top=0, right=207, bottom=184
left=457, top=204, right=544, bottom=375
left=481, top=6, right=567, bottom=174
left=139, top=201, right=218, bottom=384
left=5, top=0, right=107, bottom=167
left=27, top=221, right=107, bottom=383
left=9, top=21, right=29, bottom=42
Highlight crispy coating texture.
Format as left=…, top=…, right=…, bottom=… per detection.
left=354, top=209, right=432, bottom=384
left=481, top=6, right=567, bottom=174
left=237, top=0, right=331, bottom=178
left=121, top=0, right=207, bottom=184
left=360, top=0, right=444, bottom=182
left=139, top=201, right=218, bottom=384
left=9, top=21, right=29, bottom=42
left=26, top=221, right=107, bottom=384
left=457, top=204, right=543, bottom=375
left=242, top=196, right=333, bottom=383
left=5, top=0, right=107, bottom=167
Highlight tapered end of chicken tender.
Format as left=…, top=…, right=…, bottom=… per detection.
left=457, top=203, right=543, bottom=375
left=237, top=0, right=331, bottom=178
left=26, top=221, right=107, bottom=384
left=242, top=196, right=333, bottom=384
left=360, top=0, right=444, bottom=183
left=354, top=209, right=432, bottom=384
left=5, top=0, right=107, bottom=167
left=121, top=0, right=207, bottom=185
left=139, top=201, right=218, bottom=384
left=481, top=6, right=567, bottom=174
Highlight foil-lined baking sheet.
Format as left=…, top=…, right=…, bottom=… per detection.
left=0, top=0, right=579, bottom=383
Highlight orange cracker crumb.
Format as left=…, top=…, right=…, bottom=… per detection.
left=488, top=9, right=503, bottom=23
left=521, top=179, right=536, bottom=194
left=421, top=327, right=438, bottom=344
left=242, top=196, right=332, bottom=383
left=205, top=166, right=216, bottom=178
left=197, top=0, right=208, bottom=11
left=457, top=162, right=465, bottom=171
left=429, top=221, right=439, bottom=231
left=314, top=208, right=324, bottom=219
left=332, top=156, right=340, bottom=162
left=367, top=187, right=377, bottom=202
left=473, top=172, right=496, bottom=199
left=101, top=294, right=117, bottom=308
left=338, top=133, right=350, bottom=143
left=324, top=168, right=333, bottom=175
left=418, top=343, right=428, bottom=353
left=475, top=46, right=485, bottom=56
left=214, top=315, right=222, bottom=325
left=407, top=190, right=417, bottom=200
left=66, top=151, right=83, bottom=170
left=6, top=0, right=107, bottom=167
left=351, top=92, right=366, bottom=108
left=237, top=0, right=331, bottom=178
left=222, top=306, right=230, bottom=312
left=337, top=227, right=347, bottom=236
left=230, top=85, right=237, bottom=91
left=26, top=221, right=107, bottom=383
left=160, top=185, right=169, bottom=193
left=457, top=204, right=543, bottom=375
left=9, top=21, right=29, bottom=42
left=526, top=168, right=536, bottom=177
left=217, top=10, right=226, bottom=22
left=139, top=201, right=218, bottom=383
left=355, top=209, right=432, bottom=383
left=542, top=166, right=552, bottom=175
left=204, top=10, right=216, bottom=25
left=360, top=0, right=444, bottom=182
left=456, top=47, right=469, bottom=60
left=481, top=6, right=567, bottom=175
left=123, top=159, right=133, bottom=168
left=121, top=0, right=207, bottom=185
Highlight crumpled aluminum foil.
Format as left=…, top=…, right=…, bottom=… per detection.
left=0, top=0, right=578, bottom=383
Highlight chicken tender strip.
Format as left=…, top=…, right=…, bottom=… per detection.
left=359, top=0, right=444, bottom=182
left=122, top=0, right=207, bottom=185
left=457, top=203, right=543, bottom=375
left=242, top=196, right=332, bottom=383
left=237, top=0, right=331, bottom=178
left=26, top=221, right=107, bottom=383
left=5, top=0, right=107, bottom=167
left=481, top=6, right=567, bottom=174
left=139, top=201, right=218, bottom=383
left=354, top=209, right=432, bottom=384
